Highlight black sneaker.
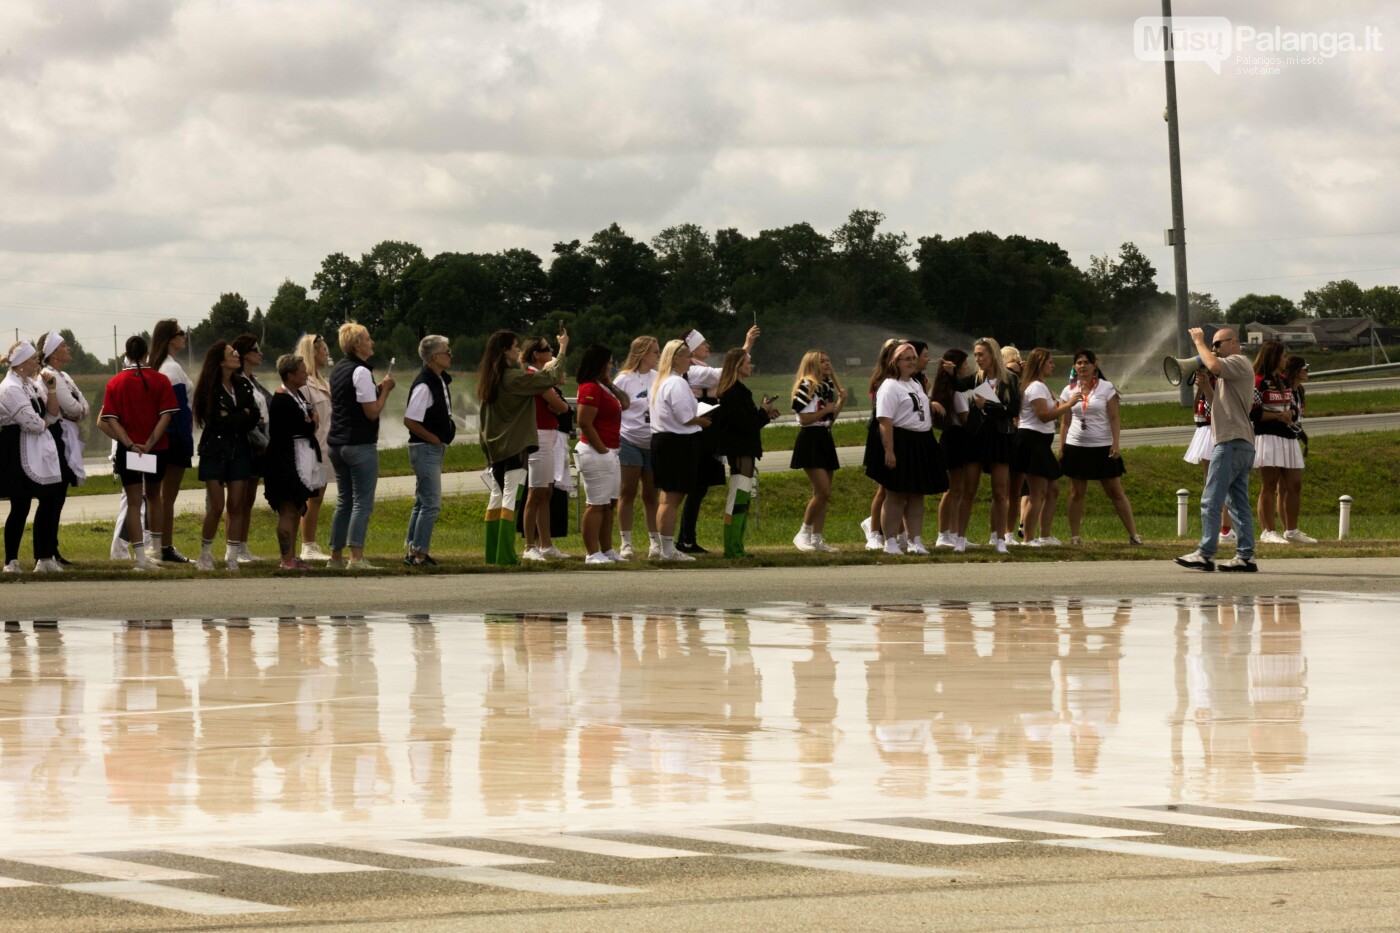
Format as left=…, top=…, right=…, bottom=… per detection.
left=1217, top=555, right=1258, bottom=573
left=1175, top=551, right=1215, bottom=571
left=55, top=554, right=74, bottom=567
left=161, top=546, right=192, bottom=564
left=676, top=541, right=708, bottom=554
left=420, top=554, right=438, bottom=566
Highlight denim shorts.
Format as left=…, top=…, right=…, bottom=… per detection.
left=618, top=438, right=652, bottom=470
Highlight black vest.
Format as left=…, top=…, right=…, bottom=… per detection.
left=328, top=356, right=378, bottom=446
left=408, top=367, right=456, bottom=445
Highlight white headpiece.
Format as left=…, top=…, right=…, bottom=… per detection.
left=7, top=341, right=36, bottom=368
left=42, top=332, right=64, bottom=358
left=684, top=329, right=705, bottom=352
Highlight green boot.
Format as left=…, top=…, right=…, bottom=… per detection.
left=484, top=512, right=500, bottom=564
left=494, top=511, right=518, bottom=565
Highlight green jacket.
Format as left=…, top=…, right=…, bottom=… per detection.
left=478, top=360, right=565, bottom=463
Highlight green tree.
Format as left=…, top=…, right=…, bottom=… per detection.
left=359, top=240, right=426, bottom=333
left=1226, top=293, right=1297, bottom=335
left=207, top=292, right=251, bottom=341
left=1363, top=285, right=1400, bottom=326
left=830, top=209, right=919, bottom=326
left=264, top=279, right=319, bottom=352
left=489, top=248, right=550, bottom=330
left=547, top=240, right=598, bottom=314
left=583, top=223, right=663, bottom=322
left=312, top=252, right=363, bottom=326
left=1300, top=279, right=1366, bottom=318
left=653, top=223, right=721, bottom=315
left=1187, top=291, right=1221, bottom=326
left=1089, top=242, right=1161, bottom=325
left=58, top=329, right=104, bottom=374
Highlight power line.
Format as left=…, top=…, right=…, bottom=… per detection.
left=1192, top=266, right=1400, bottom=287
left=0, top=277, right=274, bottom=301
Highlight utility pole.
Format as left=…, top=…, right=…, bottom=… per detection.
left=113, top=326, right=119, bottom=373
left=1161, top=0, right=1192, bottom=407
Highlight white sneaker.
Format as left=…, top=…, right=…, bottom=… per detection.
left=1026, top=538, right=1045, bottom=548
left=541, top=545, right=570, bottom=559
left=1219, top=529, right=1237, bottom=542
left=585, top=552, right=611, bottom=565
left=1259, top=529, right=1288, bottom=544
left=3, top=560, right=22, bottom=574
left=995, top=539, right=1010, bottom=555
left=883, top=539, right=903, bottom=556
left=989, top=533, right=1000, bottom=546
left=660, top=546, right=694, bottom=562
left=648, top=543, right=663, bottom=560
left=196, top=553, right=215, bottom=571
left=133, top=557, right=160, bottom=572
left=33, top=558, right=64, bottom=573
left=860, top=517, right=873, bottom=539
left=1285, top=530, right=1318, bottom=544
left=1042, top=536, right=1062, bottom=546
left=618, top=541, right=634, bottom=560
left=953, top=538, right=966, bottom=554
left=896, top=533, right=908, bottom=549
left=225, top=551, right=241, bottom=571
left=144, top=543, right=163, bottom=563
left=960, top=536, right=978, bottom=549
left=793, top=529, right=817, bottom=552
left=934, top=532, right=956, bottom=548
left=521, top=547, right=547, bottom=562
left=865, top=532, right=885, bottom=551
left=812, top=535, right=838, bottom=553
left=237, top=543, right=262, bottom=563
left=300, top=542, right=331, bottom=561
left=604, top=549, right=625, bottom=562
left=906, top=541, right=929, bottom=555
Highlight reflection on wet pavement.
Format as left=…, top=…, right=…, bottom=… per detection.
left=1, top=596, right=1397, bottom=855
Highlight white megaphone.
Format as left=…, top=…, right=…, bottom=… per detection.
left=1162, top=354, right=1203, bottom=387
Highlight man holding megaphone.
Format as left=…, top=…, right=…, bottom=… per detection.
left=1175, top=326, right=1258, bottom=573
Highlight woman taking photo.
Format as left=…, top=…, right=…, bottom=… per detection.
left=264, top=353, right=321, bottom=571
left=1010, top=348, right=1080, bottom=547
left=1058, top=348, right=1141, bottom=546
left=712, top=347, right=779, bottom=558
left=574, top=344, right=629, bottom=564
left=402, top=335, right=455, bottom=567
left=37, top=332, right=87, bottom=565
left=230, top=333, right=272, bottom=563
left=962, top=337, right=1019, bottom=555
left=520, top=335, right=572, bottom=562
left=100, top=335, right=179, bottom=571
left=295, top=333, right=334, bottom=561
left=932, top=348, right=973, bottom=551
left=1, top=341, right=65, bottom=573
left=148, top=319, right=194, bottom=563
left=476, top=326, right=568, bottom=565
left=649, top=338, right=711, bottom=561
left=193, top=341, right=258, bottom=571
left=866, top=342, right=946, bottom=555
left=1252, top=341, right=1311, bottom=545
left=614, top=335, right=661, bottom=560
left=327, top=322, right=395, bottom=570
left=788, top=349, right=843, bottom=553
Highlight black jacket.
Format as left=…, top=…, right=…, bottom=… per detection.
left=712, top=381, right=771, bottom=459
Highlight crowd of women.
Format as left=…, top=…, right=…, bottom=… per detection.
left=0, top=322, right=1319, bottom=572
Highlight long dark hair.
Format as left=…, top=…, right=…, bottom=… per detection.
left=1253, top=340, right=1286, bottom=377
left=575, top=344, right=613, bottom=386
left=868, top=338, right=901, bottom=397
left=231, top=333, right=260, bottom=375
left=193, top=342, right=232, bottom=428
left=931, top=348, right=968, bottom=429
left=149, top=319, right=181, bottom=372
left=125, top=335, right=150, bottom=389
left=1072, top=347, right=1106, bottom=382
left=475, top=329, right=519, bottom=406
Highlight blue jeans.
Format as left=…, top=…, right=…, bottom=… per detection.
left=405, top=443, right=444, bottom=553
left=329, top=443, right=379, bottom=551
left=1199, top=439, right=1255, bottom=560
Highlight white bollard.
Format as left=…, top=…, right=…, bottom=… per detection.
left=1339, top=495, right=1352, bottom=540
left=1177, top=489, right=1191, bottom=537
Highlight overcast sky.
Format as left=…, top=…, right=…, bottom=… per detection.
left=2, top=0, right=1397, bottom=352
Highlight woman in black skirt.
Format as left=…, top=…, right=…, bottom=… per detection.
left=1057, top=348, right=1141, bottom=545
left=712, top=348, right=779, bottom=557
left=931, top=348, right=973, bottom=551
left=963, top=337, right=1020, bottom=555
left=1, top=340, right=66, bottom=574
left=265, top=353, right=322, bottom=571
left=868, top=343, right=947, bottom=555
left=649, top=338, right=712, bottom=561
left=861, top=338, right=903, bottom=550
left=1011, top=348, right=1081, bottom=547
left=789, top=349, right=846, bottom=553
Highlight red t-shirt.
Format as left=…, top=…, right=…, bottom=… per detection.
left=529, top=366, right=559, bottom=430
left=101, top=367, right=179, bottom=451
left=577, top=381, right=621, bottom=449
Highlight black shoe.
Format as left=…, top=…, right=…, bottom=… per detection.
left=161, top=546, right=192, bottom=564
left=1217, top=555, right=1258, bottom=573
left=420, top=554, right=438, bottom=566
left=1175, top=551, right=1215, bottom=572
left=55, top=554, right=73, bottom=567
left=403, top=554, right=417, bottom=566
left=676, top=541, right=708, bottom=554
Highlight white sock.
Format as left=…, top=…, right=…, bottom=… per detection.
left=649, top=532, right=662, bottom=545
left=201, top=538, right=213, bottom=556
left=620, top=529, right=632, bottom=545
left=801, top=523, right=813, bottom=535
left=661, top=535, right=675, bottom=551
left=912, top=536, right=922, bottom=546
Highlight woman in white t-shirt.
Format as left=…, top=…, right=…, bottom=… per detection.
left=930, top=348, right=973, bottom=551
left=1057, top=348, right=1141, bottom=545
left=867, top=342, right=947, bottom=555
left=613, top=335, right=661, bottom=559
left=1010, top=348, right=1081, bottom=547
left=649, top=339, right=712, bottom=561
left=150, top=319, right=195, bottom=563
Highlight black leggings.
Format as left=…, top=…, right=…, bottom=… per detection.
left=5, top=486, right=63, bottom=563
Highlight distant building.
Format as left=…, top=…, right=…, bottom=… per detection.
left=1245, top=317, right=1394, bottom=350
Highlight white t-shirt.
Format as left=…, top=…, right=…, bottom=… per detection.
left=352, top=366, right=377, bottom=403
left=875, top=378, right=932, bottom=432
left=1061, top=378, right=1117, bottom=447
left=158, top=358, right=193, bottom=396
left=687, top=362, right=720, bottom=397
left=614, top=370, right=653, bottom=448
left=650, top=373, right=700, bottom=434
left=951, top=390, right=969, bottom=421
left=1019, top=381, right=1058, bottom=435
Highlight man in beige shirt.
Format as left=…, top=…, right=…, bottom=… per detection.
left=1176, top=327, right=1258, bottom=573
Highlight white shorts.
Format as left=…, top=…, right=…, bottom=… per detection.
left=1254, top=433, right=1304, bottom=470
left=575, top=443, right=621, bottom=505
left=1184, top=424, right=1214, bottom=464
left=527, top=429, right=557, bottom=487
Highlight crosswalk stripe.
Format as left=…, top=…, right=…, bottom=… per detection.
left=160, top=846, right=387, bottom=874
left=1038, top=839, right=1289, bottom=864
left=784, top=820, right=1012, bottom=846
left=0, top=876, right=38, bottom=888
left=733, top=851, right=972, bottom=878
left=1194, top=803, right=1400, bottom=825
left=652, top=827, right=863, bottom=852
left=1081, top=807, right=1297, bottom=832
left=933, top=813, right=1160, bottom=839
left=331, top=839, right=547, bottom=868
left=1277, top=797, right=1400, bottom=815
left=1328, top=826, right=1400, bottom=839
left=4, top=855, right=211, bottom=882
left=59, top=880, right=290, bottom=915
left=496, top=834, right=705, bottom=860
left=405, top=865, right=646, bottom=895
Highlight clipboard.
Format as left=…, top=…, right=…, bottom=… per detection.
left=126, top=451, right=158, bottom=474
left=696, top=401, right=719, bottom=418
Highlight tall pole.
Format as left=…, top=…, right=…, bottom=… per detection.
left=1162, top=0, right=1192, bottom=407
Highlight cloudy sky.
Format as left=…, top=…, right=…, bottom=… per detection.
left=2, top=0, right=1397, bottom=352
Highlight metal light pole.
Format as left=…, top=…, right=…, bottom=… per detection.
left=1161, top=0, right=1193, bottom=407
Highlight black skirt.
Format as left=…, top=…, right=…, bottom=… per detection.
left=0, top=425, right=37, bottom=498
left=1061, top=443, right=1126, bottom=480
left=940, top=425, right=975, bottom=471
left=976, top=429, right=1016, bottom=468
left=865, top=427, right=948, bottom=495
left=652, top=431, right=701, bottom=493
left=791, top=427, right=840, bottom=471
left=1011, top=429, right=1063, bottom=480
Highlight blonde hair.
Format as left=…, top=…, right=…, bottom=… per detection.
left=338, top=322, right=369, bottom=357
left=974, top=337, right=1007, bottom=385
left=618, top=335, right=659, bottom=375
left=649, top=339, right=689, bottom=412
left=1001, top=345, right=1022, bottom=367
left=296, top=333, right=329, bottom=390
left=791, top=349, right=842, bottom=404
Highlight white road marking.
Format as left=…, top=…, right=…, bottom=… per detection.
left=1038, top=838, right=1288, bottom=864
left=1329, top=826, right=1400, bottom=839
left=653, top=827, right=863, bottom=852
left=785, top=820, right=1012, bottom=846
left=160, top=846, right=387, bottom=874
left=406, top=866, right=646, bottom=895
left=0, top=876, right=38, bottom=888
left=59, top=880, right=290, bottom=915
left=497, top=834, right=705, bottom=860
left=733, top=852, right=972, bottom=879
left=333, top=839, right=547, bottom=868
left=934, top=813, right=1160, bottom=839
left=1084, top=806, right=1297, bottom=832
left=1195, top=802, right=1400, bottom=825
left=4, top=855, right=210, bottom=882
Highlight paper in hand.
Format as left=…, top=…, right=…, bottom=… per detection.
left=971, top=381, right=999, bottom=403
left=126, top=451, right=158, bottom=474
left=696, top=401, right=719, bottom=418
